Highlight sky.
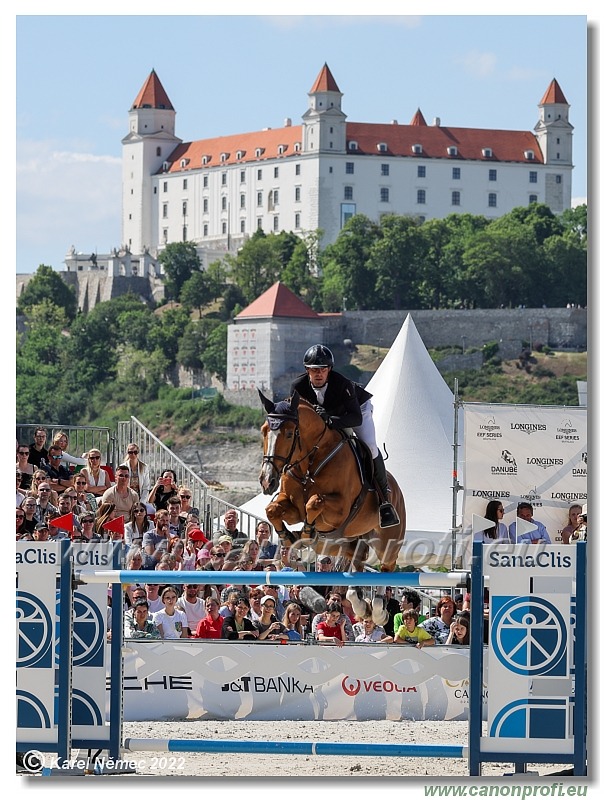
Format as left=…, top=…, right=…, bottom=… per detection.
left=10, top=9, right=595, bottom=276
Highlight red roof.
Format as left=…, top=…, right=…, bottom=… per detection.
left=539, top=78, right=569, bottom=106
left=236, top=282, right=319, bottom=320
left=309, top=63, right=341, bottom=94
left=131, top=70, right=174, bottom=111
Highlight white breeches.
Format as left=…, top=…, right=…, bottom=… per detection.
left=353, top=399, right=379, bottom=459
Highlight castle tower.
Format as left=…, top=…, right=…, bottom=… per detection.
left=302, top=63, right=347, bottom=154
left=534, top=79, right=573, bottom=211
left=121, top=70, right=181, bottom=256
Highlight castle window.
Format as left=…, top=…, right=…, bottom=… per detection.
left=346, top=162, right=354, bottom=174
left=452, top=167, right=461, bottom=180
left=221, top=173, right=227, bottom=186
left=489, top=169, right=497, bottom=182
left=203, top=198, right=208, bottom=213
left=274, top=166, right=279, bottom=178
left=417, top=165, right=426, bottom=178
left=295, top=163, right=301, bottom=175
left=344, top=186, right=353, bottom=200
left=488, top=193, right=497, bottom=208
left=163, top=182, right=168, bottom=192
left=295, top=213, right=301, bottom=228
left=381, top=164, right=389, bottom=176
left=221, top=196, right=227, bottom=211
left=417, top=189, right=426, bottom=204
left=295, top=186, right=301, bottom=202
left=162, top=203, right=168, bottom=218
left=380, top=187, right=389, bottom=203
left=529, top=195, right=538, bottom=203
left=257, top=192, right=263, bottom=207
left=273, top=216, right=279, bottom=231
left=452, top=191, right=461, bottom=206
left=183, top=178, right=188, bottom=190
left=529, top=171, right=538, bottom=184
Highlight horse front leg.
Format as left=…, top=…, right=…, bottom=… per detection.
left=305, top=492, right=349, bottom=528
left=266, top=494, right=303, bottom=545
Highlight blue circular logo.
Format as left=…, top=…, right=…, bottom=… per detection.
left=16, top=592, right=53, bottom=668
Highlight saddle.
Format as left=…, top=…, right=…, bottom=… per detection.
left=343, top=433, right=375, bottom=490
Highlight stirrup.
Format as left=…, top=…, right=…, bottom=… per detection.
left=379, top=502, right=400, bottom=528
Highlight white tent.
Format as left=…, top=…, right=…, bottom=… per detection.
left=366, top=314, right=460, bottom=564
left=242, top=314, right=460, bottom=566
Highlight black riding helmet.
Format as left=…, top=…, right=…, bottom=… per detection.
left=303, top=344, right=334, bottom=369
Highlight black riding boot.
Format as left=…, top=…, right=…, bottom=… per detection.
left=373, top=453, right=400, bottom=528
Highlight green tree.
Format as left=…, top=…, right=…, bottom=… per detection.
left=320, top=215, right=381, bottom=310
left=159, top=242, right=201, bottom=301
left=148, top=306, right=191, bottom=364
left=225, top=230, right=281, bottom=303
left=203, top=322, right=228, bottom=382
left=178, top=318, right=220, bottom=370
left=180, top=271, right=215, bottom=315
left=17, top=264, right=77, bottom=321
left=368, top=215, right=425, bottom=309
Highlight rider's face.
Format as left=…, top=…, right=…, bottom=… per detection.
left=306, top=366, right=329, bottom=388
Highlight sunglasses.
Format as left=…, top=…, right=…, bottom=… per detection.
left=75, top=480, right=87, bottom=485
left=89, top=455, right=101, bottom=461
left=263, top=603, right=275, bottom=608
left=39, top=488, right=50, bottom=492
left=180, top=495, right=191, bottom=499
left=127, top=450, right=139, bottom=455
left=50, top=454, right=62, bottom=459
left=16, top=514, right=25, bottom=519
left=212, top=552, right=225, bottom=557
left=18, top=451, right=29, bottom=455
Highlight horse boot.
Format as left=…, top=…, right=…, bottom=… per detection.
left=373, top=453, right=400, bottom=528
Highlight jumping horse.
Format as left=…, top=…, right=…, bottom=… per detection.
left=258, top=390, right=406, bottom=571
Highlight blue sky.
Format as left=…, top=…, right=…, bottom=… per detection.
left=12, top=11, right=594, bottom=275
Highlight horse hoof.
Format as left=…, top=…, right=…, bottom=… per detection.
left=372, top=594, right=389, bottom=626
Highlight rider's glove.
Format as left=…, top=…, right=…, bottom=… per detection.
left=315, top=406, right=332, bottom=426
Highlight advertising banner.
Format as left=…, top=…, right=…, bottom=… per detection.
left=120, top=641, right=486, bottom=722
left=482, top=544, right=576, bottom=755
left=461, top=404, right=587, bottom=565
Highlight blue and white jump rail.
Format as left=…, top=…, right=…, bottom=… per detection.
left=16, top=541, right=587, bottom=776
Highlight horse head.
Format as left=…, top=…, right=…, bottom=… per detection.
left=258, top=391, right=301, bottom=494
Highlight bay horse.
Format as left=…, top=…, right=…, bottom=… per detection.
left=258, top=390, right=406, bottom=571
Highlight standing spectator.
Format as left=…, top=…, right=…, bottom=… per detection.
left=51, top=431, right=87, bottom=471
left=316, top=602, right=346, bottom=647
left=101, top=464, right=139, bottom=517
left=125, top=503, right=155, bottom=548
left=80, top=449, right=113, bottom=499
left=509, top=503, right=552, bottom=544
left=122, top=443, right=151, bottom=503
left=194, top=598, right=224, bottom=639
left=148, top=469, right=179, bottom=511
left=392, top=589, right=426, bottom=634
left=176, top=584, right=206, bottom=633
left=381, top=586, right=401, bottom=638
left=419, top=596, right=456, bottom=644
left=28, top=428, right=48, bottom=468
left=40, top=445, right=74, bottom=494
left=153, top=587, right=189, bottom=639
left=561, top=504, right=582, bottom=544
left=34, top=481, right=58, bottom=523
left=16, top=445, right=34, bottom=490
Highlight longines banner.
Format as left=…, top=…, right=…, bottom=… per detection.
left=461, top=403, right=587, bottom=560
left=120, top=641, right=486, bottom=722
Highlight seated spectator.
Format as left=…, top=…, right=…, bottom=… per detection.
left=255, top=521, right=277, bottom=564
left=40, top=445, right=74, bottom=494
left=80, top=449, right=112, bottom=498
left=256, top=595, right=288, bottom=640
left=20, top=496, right=38, bottom=536
left=248, top=588, right=264, bottom=621
left=166, top=497, right=186, bottom=538
left=240, top=539, right=260, bottom=569
left=51, top=431, right=87, bottom=471
left=142, top=516, right=170, bottom=567
left=125, top=599, right=161, bottom=640
left=282, top=603, right=305, bottom=640
left=34, top=480, right=58, bottom=523
left=260, top=584, right=286, bottom=618
left=125, top=546, right=144, bottom=574
left=196, top=545, right=212, bottom=570
left=509, top=502, right=552, bottom=544
left=286, top=585, right=315, bottom=629
left=221, top=595, right=259, bottom=641
left=148, top=469, right=179, bottom=511
left=394, top=609, right=435, bottom=648
left=316, top=601, right=346, bottom=647
left=167, top=536, right=187, bottom=570
left=273, top=544, right=302, bottom=571
left=474, top=499, right=510, bottom=544
left=28, top=427, right=49, bottom=468
left=176, top=584, right=206, bottom=632
left=16, top=507, right=29, bottom=539
left=33, top=521, right=51, bottom=541
left=220, top=589, right=242, bottom=616
left=575, top=512, right=587, bottom=541
left=216, top=534, right=234, bottom=555
left=100, top=464, right=139, bottom=517
left=418, top=596, right=456, bottom=644
left=219, top=508, right=249, bottom=549
left=446, top=612, right=471, bottom=645
left=561, top=504, right=583, bottom=544
left=144, top=583, right=164, bottom=614
left=194, top=598, right=224, bottom=639
left=47, top=512, right=70, bottom=541
left=16, top=445, right=34, bottom=490
left=122, top=444, right=151, bottom=503
left=125, top=503, right=155, bottom=548
left=16, top=471, right=26, bottom=507
left=94, top=501, right=117, bottom=541
left=72, top=510, right=102, bottom=543
left=177, top=486, right=199, bottom=519
left=313, top=555, right=336, bottom=598
left=354, top=616, right=392, bottom=644
left=31, top=470, right=59, bottom=508
left=153, top=586, right=189, bottom=638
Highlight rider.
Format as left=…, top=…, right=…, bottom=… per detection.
left=290, top=344, right=400, bottom=529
